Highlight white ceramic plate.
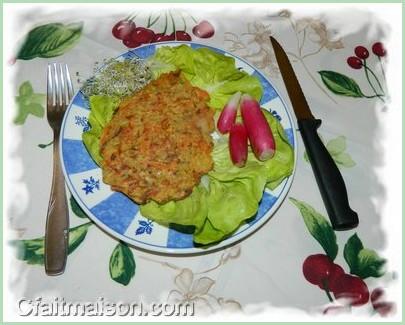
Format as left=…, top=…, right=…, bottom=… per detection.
left=60, top=41, right=297, bottom=255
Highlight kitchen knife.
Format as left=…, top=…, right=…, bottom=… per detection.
left=270, top=36, right=358, bottom=230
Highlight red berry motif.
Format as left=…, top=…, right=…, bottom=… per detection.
left=153, top=33, right=175, bottom=42
left=333, top=274, right=370, bottom=306
left=370, top=287, right=385, bottom=304
left=123, top=38, right=141, bottom=48
left=192, top=20, right=215, bottom=38
left=373, top=302, right=395, bottom=317
left=354, top=46, right=369, bottom=59
left=112, top=20, right=136, bottom=40
left=370, top=288, right=395, bottom=317
left=372, top=42, right=386, bottom=57
left=113, top=14, right=215, bottom=48
left=303, top=254, right=332, bottom=286
left=167, top=32, right=176, bottom=41
left=175, top=31, right=192, bottom=41
left=325, top=263, right=345, bottom=292
left=131, top=27, right=155, bottom=44
left=153, top=33, right=169, bottom=42
left=153, top=32, right=164, bottom=41
left=347, top=56, right=363, bottom=69
left=302, top=254, right=343, bottom=290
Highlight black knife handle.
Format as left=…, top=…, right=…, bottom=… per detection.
left=298, top=118, right=359, bottom=230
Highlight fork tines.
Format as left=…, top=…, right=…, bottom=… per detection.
left=47, top=63, right=74, bottom=108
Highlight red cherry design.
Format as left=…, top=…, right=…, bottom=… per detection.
left=370, top=287, right=394, bottom=316
left=333, top=274, right=370, bottom=306
left=302, top=254, right=343, bottom=291
left=370, top=287, right=385, bottom=304
left=325, top=263, right=345, bottom=292
left=303, top=254, right=333, bottom=286
left=112, top=20, right=136, bottom=40
left=192, top=20, right=215, bottom=38
left=373, top=302, right=395, bottom=317
left=347, top=56, right=363, bottom=69
left=372, top=42, right=386, bottom=57
left=175, top=31, right=192, bottom=41
left=168, top=32, right=176, bottom=41
left=123, top=38, right=141, bottom=48
left=153, top=32, right=164, bottom=41
left=153, top=33, right=167, bottom=42
left=131, top=27, right=155, bottom=44
left=153, top=33, right=176, bottom=42
left=354, top=46, right=369, bottom=59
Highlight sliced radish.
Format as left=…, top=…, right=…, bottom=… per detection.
left=217, top=92, right=241, bottom=134
left=240, top=94, right=275, bottom=161
left=229, top=123, right=248, bottom=167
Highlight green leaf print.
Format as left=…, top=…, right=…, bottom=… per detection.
left=14, top=81, right=46, bottom=125
left=344, top=233, right=386, bottom=279
left=10, top=222, right=92, bottom=265
left=290, top=198, right=338, bottom=261
left=109, top=242, right=136, bottom=286
left=17, top=22, right=83, bottom=60
left=318, top=70, right=364, bottom=97
left=70, top=195, right=89, bottom=219
left=304, top=135, right=355, bottom=168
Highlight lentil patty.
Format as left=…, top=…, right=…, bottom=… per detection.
left=99, top=71, right=214, bottom=204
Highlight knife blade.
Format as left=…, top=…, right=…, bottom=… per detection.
left=270, top=36, right=358, bottom=230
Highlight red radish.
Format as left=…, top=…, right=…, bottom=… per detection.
left=217, top=92, right=241, bottom=134
left=229, top=123, right=248, bottom=167
left=240, top=94, right=275, bottom=161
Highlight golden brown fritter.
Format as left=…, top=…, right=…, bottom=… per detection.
left=99, top=71, right=214, bottom=204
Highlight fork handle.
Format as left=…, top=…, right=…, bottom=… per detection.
left=45, top=132, right=69, bottom=275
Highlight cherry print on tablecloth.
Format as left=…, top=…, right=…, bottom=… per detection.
left=111, top=11, right=215, bottom=49
left=290, top=198, right=395, bottom=316
left=319, top=42, right=388, bottom=103
left=347, top=43, right=387, bottom=101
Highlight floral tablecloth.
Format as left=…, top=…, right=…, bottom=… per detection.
left=4, top=3, right=402, bottom=321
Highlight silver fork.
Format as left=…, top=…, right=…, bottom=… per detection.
left=45, top=63, right=74, bottom=275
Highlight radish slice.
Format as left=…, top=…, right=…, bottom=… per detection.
left=229, top=123, right=248, bottom=167
left=217, top=92, right=241, bottom=134
left=240, top=94, right=275, bottom=161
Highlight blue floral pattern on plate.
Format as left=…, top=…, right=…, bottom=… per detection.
left=135, top=220, right=154, bottom=235
left=74, top=115, right=90, bottom=132
left=82, top=176, right=100, bottom=194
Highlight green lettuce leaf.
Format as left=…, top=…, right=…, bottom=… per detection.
left=194, top=218, right=225, bottom=245
left=82, top=95, right=119, bottom=165
left=148, top=45, right=263, bottom=110
left=140, top=185, right=208, bottom=232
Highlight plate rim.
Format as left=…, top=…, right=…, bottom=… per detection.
left=60, top=41, right=298, bottom=255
